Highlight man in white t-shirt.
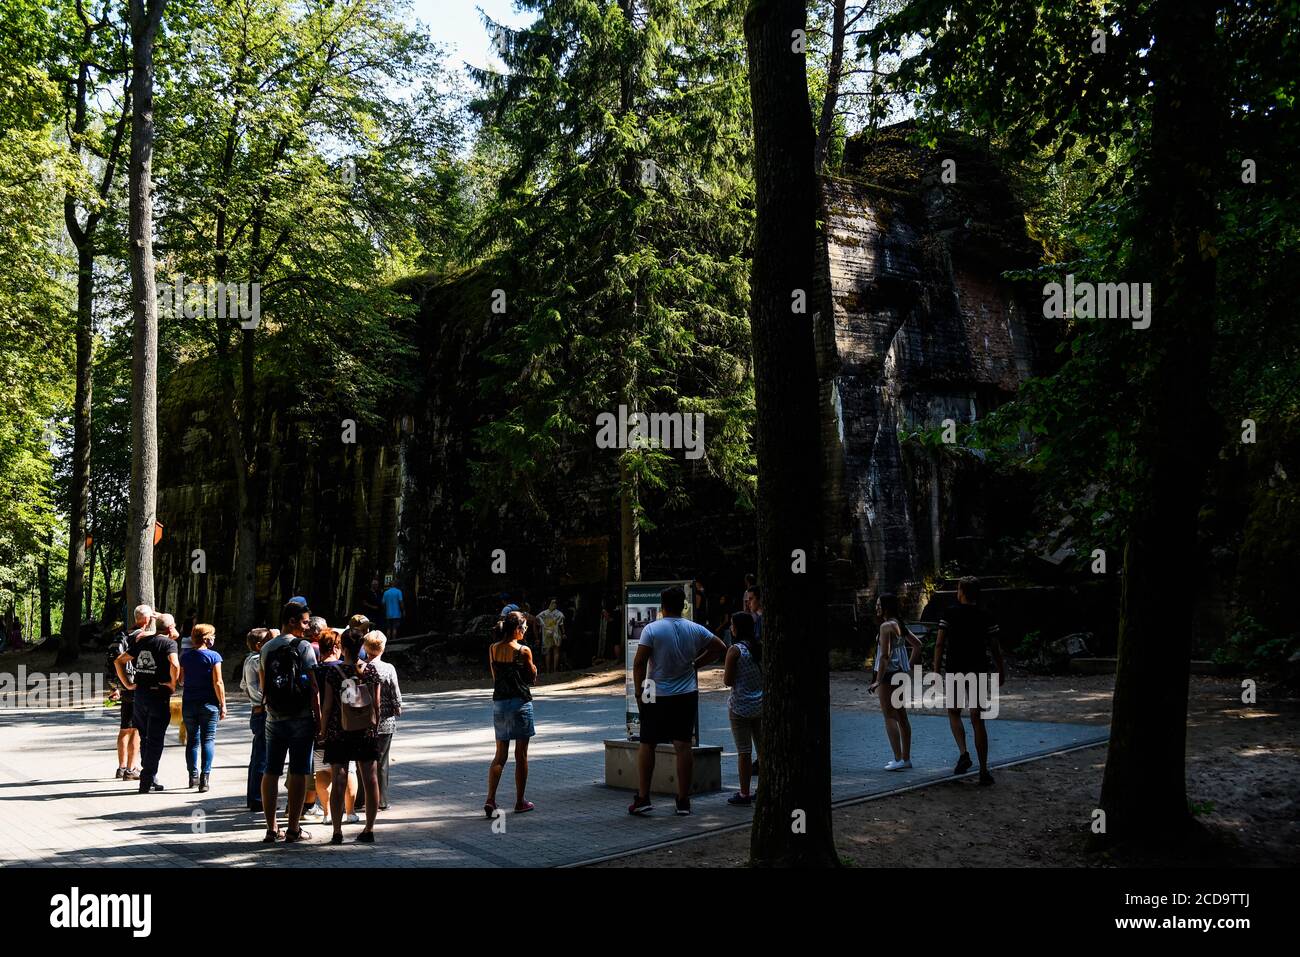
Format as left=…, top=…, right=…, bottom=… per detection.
left=628, top=585, right=725, bottom=817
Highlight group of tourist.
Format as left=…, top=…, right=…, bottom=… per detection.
left=102, top=573, right=1003, bottom=843
left=484, top=583, right=765, bottom=816
left=107, top=597, right=403, bottom=846
left=868, top=576, right=1005, bottom=784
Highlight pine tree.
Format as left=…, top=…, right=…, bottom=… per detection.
left=471, top=0, right=758, bottom=585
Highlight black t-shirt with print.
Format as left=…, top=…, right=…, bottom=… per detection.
left=130, top=633, right=178, bottom=692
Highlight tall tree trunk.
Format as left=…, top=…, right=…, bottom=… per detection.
left=745, top=0, right=837, bottom=867
left=1097, top=0, right=1222, bottom=844
left=86, top=537, right=96, bottom=621
left=38, top=528, right=53, bottom=640
left=617, top=0, right=642, bottom=591
left=59, top=37, right=129, bottom=660
left=58, top=246, right=94, bottom=663
left=619, top=462, right=641, bottom=586
left=100, top=554, right=115, bottom=625
left=124, top=0, right=167, bottom=609
left=813, top=0, right=845, bottom=172
left=929, top=446, right=941, bottom=576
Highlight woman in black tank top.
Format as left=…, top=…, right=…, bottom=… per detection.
left=485, top=611, right=538, bottom=817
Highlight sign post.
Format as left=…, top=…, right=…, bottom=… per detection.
left=605, top=577, right=719, bottom=794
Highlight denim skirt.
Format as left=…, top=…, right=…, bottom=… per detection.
left=492, top=697, right=536, bottom=742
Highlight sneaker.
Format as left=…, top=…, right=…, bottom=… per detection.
left=627, top=796, right=653, bottom=816
left=888, top=759, right=912, bottom=771
left=344, top=813, right=360, bottom=824
left=978, top=770, right=995, bottom=787
left=675, top=797, right=692, bottom=816
left=953, top=752, right=973, bottom=776
left=726, top=792, right=753, bottom=806
left=139, top=781, right=164, bottom=793
left=123, top=768, right=141, bottom=781
left=115, top=767, right=126, bottom=780
left=302, top=804, right=325, bottom=821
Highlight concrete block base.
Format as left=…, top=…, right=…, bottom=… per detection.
left=603, top=739, right=723, bottom=795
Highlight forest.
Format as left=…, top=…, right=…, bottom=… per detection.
left=1, top=0, right=1297, bottom=864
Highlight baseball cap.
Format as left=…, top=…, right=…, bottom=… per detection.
left=500, top=603, right=520, bottom=616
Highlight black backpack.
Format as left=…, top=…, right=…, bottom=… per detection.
left=105, top=632, right=133, bottom=688
left=263, top=637, right=309, bottom=712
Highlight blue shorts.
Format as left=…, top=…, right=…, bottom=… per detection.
left=493, top=698, right=536, bottom=742
left=264, top=715, right=315, bottom=777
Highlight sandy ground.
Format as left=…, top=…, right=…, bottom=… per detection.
left=590, top=669, right=1300, bottom=867
left=403, top=662, right=1299, bottom=868
left=6, top=650, right=1294, bottom=867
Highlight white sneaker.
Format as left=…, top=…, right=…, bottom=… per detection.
left=888, top=760, right=912, bottom=771
left=302, top=804, right=324, bottom=820
left=344, top=812, right=360, bottom=824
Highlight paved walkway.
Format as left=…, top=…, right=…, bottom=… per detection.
left=0, top=687, right=1106, bottom=867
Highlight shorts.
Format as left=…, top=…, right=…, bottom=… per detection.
left=638, top=691, right=697, bottom=745
left=543, top=632, right=561, bottom=651
left=728, top=712, right=762, bottom=756
left=119, top=691, right=135, bottom=730
left=324, top=731, right=379, bottom=766
left=264, top=715, right=315, bottom=777
left=942, top=669, right=990, bottom=710
left=493, top=697, right=536, bottom=742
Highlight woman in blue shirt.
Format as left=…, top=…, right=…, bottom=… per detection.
left=179, top=624, right=226, bottom=792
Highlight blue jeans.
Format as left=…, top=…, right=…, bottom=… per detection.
left=247, top=709, right=267, bottom=806
left=133, top=689, right=171, bottom=783
left=183, top=701, right=220, bottom=775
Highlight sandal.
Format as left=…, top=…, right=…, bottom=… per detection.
left=483, top=802, right=497, bottom=819
left=356, top=830, right=375, bottom=844
left=261, top=829, right=283, bottom=843
left=283, top=828, right=311, bottom=843
left=514, top=801, right=535, bottom=814
left=329, top=831, right=344, bottom=845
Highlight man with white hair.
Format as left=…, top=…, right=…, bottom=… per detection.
left=114, top=605, right=179, bottom=792
left=110, top=605, right=153, bottom=780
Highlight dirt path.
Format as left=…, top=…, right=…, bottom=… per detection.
left=593, top=672, right=1300, bottom=868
